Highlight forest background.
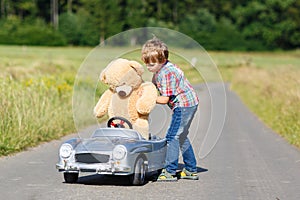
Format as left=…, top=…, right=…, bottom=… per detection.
left=0, top=0, right=299, bottom=50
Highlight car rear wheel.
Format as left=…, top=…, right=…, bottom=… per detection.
left=129, top=156, right=147, bottom=186
left=64, top=172, right=79, bottom=183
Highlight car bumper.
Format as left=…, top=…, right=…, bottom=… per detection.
left=56, top=161, right=132, bottom=175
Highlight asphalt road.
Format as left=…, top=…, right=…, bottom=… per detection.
left=1, top=83, right=299, bottom=200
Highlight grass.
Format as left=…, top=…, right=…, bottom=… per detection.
left=231, top=67, right=300, bottom=147
left=0, top=45, right=299, bottom=156
left=212, top=50, right=300, bottom=148
left=0, top=76, right=74, bottom=155
left=0, top=45, right=91, bottom=156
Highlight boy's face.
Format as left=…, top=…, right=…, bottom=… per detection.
left=146, top=63, right=164, bottom=73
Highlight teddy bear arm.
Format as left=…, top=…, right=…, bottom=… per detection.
left=94, top=89, right=113, bottom=118
left=136, top=82, right=158, bottom=115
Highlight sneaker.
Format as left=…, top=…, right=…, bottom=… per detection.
left=157, top=169, right=178, bottom=182
left=180, top=168, right=199, bottom=180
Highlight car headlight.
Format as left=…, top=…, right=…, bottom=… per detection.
left=59, top=143, right=73, bottom=159
left=113, top=145, right=127, bottom=160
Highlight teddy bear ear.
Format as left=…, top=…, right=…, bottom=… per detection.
left=129, top=60, right=144, bottom=76
left=100, top=69, right=107, bottom=83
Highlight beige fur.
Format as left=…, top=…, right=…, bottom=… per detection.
left=94, top=58, right=157, bottom=139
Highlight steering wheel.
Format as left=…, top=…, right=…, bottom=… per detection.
left=107, top=116, right=133, bottom=129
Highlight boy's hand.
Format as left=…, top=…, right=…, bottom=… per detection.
left=138, top=88, right=143, bottom=97
left=156, top=96, right=169, bottom=104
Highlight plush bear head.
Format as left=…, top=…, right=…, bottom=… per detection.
left=95, top=58, right=158, bottom=139
left=100, top=58, right=144, bottom=97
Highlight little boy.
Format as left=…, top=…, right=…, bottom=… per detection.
left=141, top=37, right=199, bottom=181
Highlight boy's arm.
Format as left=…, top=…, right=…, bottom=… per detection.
left=156, top=96, right=169, bottom=104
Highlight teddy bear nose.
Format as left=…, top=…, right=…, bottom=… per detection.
left=116, top=85, right=132, bottom=97
left=118, top=90, right=126, bottom=97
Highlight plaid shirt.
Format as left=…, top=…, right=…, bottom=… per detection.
left=154, top=61, right=199, bottom=109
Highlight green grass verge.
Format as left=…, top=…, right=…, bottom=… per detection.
left=0, top=45, right=91, bottom=156
left=0, top=76, right=75, bottom=155
left=213, top=50, right=300, bottom=148
left=230, top=67, right=300, bottom=147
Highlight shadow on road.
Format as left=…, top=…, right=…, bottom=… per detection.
left=178, top=163, right=208, bottom=173
left=68, top=164, right=208, bottom=186
left=77, top=174, right=133, bottom=186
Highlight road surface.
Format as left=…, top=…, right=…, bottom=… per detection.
left=1, top=83, right=299, bottom=200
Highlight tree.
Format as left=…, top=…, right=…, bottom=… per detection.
left=0, top=0, right=4, bottom=18
left=233, top=0, right=300, bottom=49
left=0, top=0, right=37, bottom=19
left=67, top=0, right=73, bottom=13
left=59, top=12, right=79, bottom=44
left=0, top=0, right=299, bottom=49
left=79, top=0, right=123, bottom=44
left=178, top=8, right=217, bottom=41
left=51, top=0, right=59, bottom=29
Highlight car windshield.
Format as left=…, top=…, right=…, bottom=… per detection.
left=92, top=128, right=141, bottom=140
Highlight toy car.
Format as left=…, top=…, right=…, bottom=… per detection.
left=56, top=117, right=167, bottom=185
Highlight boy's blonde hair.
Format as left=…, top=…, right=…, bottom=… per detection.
left=141, top=37, right=169, bottom=64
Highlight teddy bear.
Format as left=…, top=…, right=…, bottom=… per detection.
left=94, top=58, right=158, bottom=139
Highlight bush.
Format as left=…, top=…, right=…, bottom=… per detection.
left=59, top=12, right=80, bottom=45
left=203, top=24, right=267, bottom=51
left=58, top=10, right=101, bottom=46
left=179, top=14, right=269, bottom=51
left=14, top=26, right=67, bottom=46
left=0, top=17, right=67, bottom=46
left=76, top=9, right=101, bottom=46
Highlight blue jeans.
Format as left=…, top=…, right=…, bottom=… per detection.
left=165, top=105, right=198, bottom=175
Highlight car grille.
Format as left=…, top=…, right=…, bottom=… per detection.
left=75, top=153, right=110, bottom=164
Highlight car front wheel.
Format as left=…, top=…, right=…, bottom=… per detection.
left=129, top=156, right=147, bottom=186
left=63, top=172, right=79, bottom=183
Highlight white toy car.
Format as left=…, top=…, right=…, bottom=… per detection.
left=56, top=117, right=167, bottom=185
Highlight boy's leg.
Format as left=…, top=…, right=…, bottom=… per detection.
left=159, top=105, right=198, bottom=181
left=181, top=138, right=197, bottom=172
left=164, top=108, right=182, bottom=175
left=178, top=106, right=198, bottom=172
